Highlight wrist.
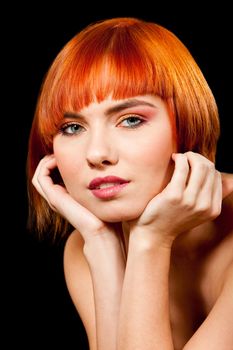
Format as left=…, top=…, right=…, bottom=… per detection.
left=129, top=226, right=175, bottom=251
left=83, top=233, right=125, bottom=264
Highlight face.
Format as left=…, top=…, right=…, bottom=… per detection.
left=53, top=94, right=177, bottom=222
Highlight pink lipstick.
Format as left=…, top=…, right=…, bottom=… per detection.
left=88, top=176, right=130, bottom=199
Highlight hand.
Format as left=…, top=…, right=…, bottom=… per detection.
left=128, top=152, right=222, bottom=246
left=32, top=154, right=119, bottom=244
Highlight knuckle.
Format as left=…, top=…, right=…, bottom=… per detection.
left=177, top=153, right=187, bottom=161
left=167, top=191, right=183, bottom=204
left=198, top=162, right=207, bottom=173
left=185, top=151, right=194, bottom=157
left=216, top=170, right=222, bottom=180
left=31, top=176, right=39, bottom=188
left=182, top=196, right=195, bottom=210
left=196, top=160, right=215, bottom=176
left=197, top=204, right=210, bottom=215
left=211, top=203, right=222, bottom=218
left=186, top=152, right=216, bottom=171
left=196, top=202, right=221, bottom=219
left=206, top=161, right=215, bottom=172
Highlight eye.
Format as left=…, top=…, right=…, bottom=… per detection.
left=60, top=123, right=85, bottom=135
left=119, top=115, right=145, bottom=128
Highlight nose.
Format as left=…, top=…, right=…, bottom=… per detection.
left=86, top=130, right=118, bottom=168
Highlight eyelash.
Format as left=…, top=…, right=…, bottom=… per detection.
left=59, top=115, right=145, bottom=136
left=59, top=123, right=85, bottom=136
left=119, top=115, right=145, bottom=128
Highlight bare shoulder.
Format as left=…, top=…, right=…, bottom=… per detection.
left=64, top=230, right=96, bottom=350
left=221, top=172, right=233, bottom=200
left=218, top=172, right=233, bottom=232
left=185, top=260, right=233, bottom=349
left=201, top=174, right=233, bottom=310
left=185, top=176, right=233, bottom=348
left=218, top=172, right=233, bottom=290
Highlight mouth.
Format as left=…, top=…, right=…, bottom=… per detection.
left=88, top=176, right=130, bottom=199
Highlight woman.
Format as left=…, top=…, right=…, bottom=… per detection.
left=27, top=17, right=233, bottom=349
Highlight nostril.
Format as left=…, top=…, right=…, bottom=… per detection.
left=102, top=160, right=112, bottom=165
left=87, top=158, right=112, bottom=169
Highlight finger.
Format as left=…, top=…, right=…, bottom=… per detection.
left=194, top=168, right=222, bottom=220
left=185, top=153, right=221, bottom=220
left=200, top=170, right=222, bottom=219
left=168, top=153, right=190, bottom=194
left=194, top=167, right=216, bottom=215
left=32, top=154, right=57, bottom=201
left=37, top=157, right=67, bottom=212
left=184, top=152, right=211, bottom=203
left=210, top=170, right=222, bottom=218
left=32, top=154, right=55, bottom=188
left=37, top=156, right=58, bottom=189
left=55, top=193, right=104, bottom=238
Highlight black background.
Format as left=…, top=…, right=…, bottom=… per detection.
left=7, top=3, right=232, bottom=349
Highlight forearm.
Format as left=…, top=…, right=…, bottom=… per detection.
left=117, top=231, right=174, bottom=350
left=84, top=236, right=126, bottom=350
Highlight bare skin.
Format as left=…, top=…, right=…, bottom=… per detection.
left=169, top=188, right=233, bottom=349
left=32, top=95, right=233, bottom=349
left=33, top=154, right=233, bottom=350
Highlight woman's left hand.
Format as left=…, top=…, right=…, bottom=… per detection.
left=127, top=152, right=222, bottom=247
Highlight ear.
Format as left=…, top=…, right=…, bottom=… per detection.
left=221, top=172, right=233, bottom=199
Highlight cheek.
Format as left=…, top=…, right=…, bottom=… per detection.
left=53, top=147, right=82, bottom=187
left=130, top=130, right=175, bottom=169
left=131, top=131, right=175, bottom=192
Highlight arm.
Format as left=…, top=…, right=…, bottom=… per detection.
left=117, top=152, right=223, bottom=350
left=32, top=155, right=126, bottom=350
left=64, top=230, right=125, bottom=350
left=118, top=232, right=173, bottom=349
left=83, top=232, right=125, bottom=350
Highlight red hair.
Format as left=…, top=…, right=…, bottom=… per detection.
left=27, top=17, right=220, bottom=239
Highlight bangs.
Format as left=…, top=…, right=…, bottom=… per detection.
left=38, top=22, right=174, bottom=144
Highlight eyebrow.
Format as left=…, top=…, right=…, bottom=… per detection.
left=104, top=99, right=156, bottom=115
left=63, top=99, right=157, bottom=119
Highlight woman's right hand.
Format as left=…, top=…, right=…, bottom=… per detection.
left=32, top=154, right=119, bottom=245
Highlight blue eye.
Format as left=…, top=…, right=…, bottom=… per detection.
left=120, top=116, right=144, bottom=128
left=60, top=123, right=84, bottom=135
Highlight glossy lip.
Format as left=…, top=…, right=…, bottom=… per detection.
left=88, top=176, right=130, bottom=199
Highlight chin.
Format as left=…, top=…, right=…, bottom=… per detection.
left=90, top=205, right=145, bottom=223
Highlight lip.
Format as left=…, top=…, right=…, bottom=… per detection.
left=88, top=176, right=130, bottom=199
